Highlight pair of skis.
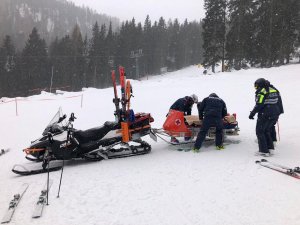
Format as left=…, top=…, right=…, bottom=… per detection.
left=1, top=181, right=52, bottom=223
left=111, top=66, right=132, bottom=123
left=256, top=159, right=300, bottom=179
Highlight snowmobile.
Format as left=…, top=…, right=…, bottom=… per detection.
left=12, top=67, right=155, bottom=175
left=151, top=109, right=239, bottom=145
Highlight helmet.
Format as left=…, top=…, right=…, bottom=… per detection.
left=254, top=78, right=266, bottom=89
left=190, top=94, right=198, bottom=103
left=209, top=93, right=218, bottom=98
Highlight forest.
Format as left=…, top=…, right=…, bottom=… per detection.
left=0, top=0, right=299, bottom=97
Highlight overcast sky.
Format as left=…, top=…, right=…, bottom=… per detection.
left=70, top=0, right=205, bottom=24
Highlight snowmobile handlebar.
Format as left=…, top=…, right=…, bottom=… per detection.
left=69, top=113, right=77, bottom=122
left=58, top=114, right=67, bottom=123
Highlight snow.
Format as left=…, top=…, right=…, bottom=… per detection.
left=1, top=64, right=300, bottom=225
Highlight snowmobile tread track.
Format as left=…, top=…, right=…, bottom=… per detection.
left=105, top=140, right=151, bottom=159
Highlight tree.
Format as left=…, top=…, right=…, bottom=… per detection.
left=202, top=0, right=227, bottom=72
left=0, top=35, right=17, bottom=96
left=226, top=0, right=255, bottom=70
left=21, top=27, right=48, bottom=95
left=70, top=24, right=85, bottom=91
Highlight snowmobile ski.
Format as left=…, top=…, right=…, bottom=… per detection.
left=32, top=180, right=53, bottom=218
left=260, top=159, right=300, bottom=174
left=0, top=148, right=10, bottom=156
left=12, top=162, right=63, bottom=176
left=1, top=183, right=29, bottom=224
left=255, top=159, right=300, bottom=179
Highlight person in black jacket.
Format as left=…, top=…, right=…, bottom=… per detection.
left=192, top=93, right=227, bottom=152
left=168, top=94, right=198, bottom=143
left=249, top=78, right=283, bottom=156
left=265, top=80, right=284, bottom=143
left=169, top=94, right=198, bottom=116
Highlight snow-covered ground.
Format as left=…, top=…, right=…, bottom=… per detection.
left=0, top=63, right=300, bottom=225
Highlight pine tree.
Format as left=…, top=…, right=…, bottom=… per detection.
left=167, top=19, right=181, bottom=71
left=21, top=27, right=48, bottom=95
left=226, top=0, right=255, bottom=70
left=71, top=24, right=84, bottom=91
left=152, top=17, right=168, bottom=74
left=0, top=35, right=17, bottom=96
left=202, top=0, right=227, bottom=72
left=0, top=35, right=16, bottom=73
left=88, top=22, right=101, bottom=87
left=143, top=15, right=154, bottom=75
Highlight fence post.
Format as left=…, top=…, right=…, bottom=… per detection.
left=15, top=98, right=18, bottom=116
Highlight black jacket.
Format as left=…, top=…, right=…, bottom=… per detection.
left=251, top=86, right=283, bottom=118
left=170, top=96, right=194, bottom=115
left=197, top=95, right=227, bottom=119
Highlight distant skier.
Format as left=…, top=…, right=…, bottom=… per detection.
left=249, top=78, right=283, bottom=157
left=168, top=94, right=198, bottom=143
left=192, top=93, right=227, bottom=152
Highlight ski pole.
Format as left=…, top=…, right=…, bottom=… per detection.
left=277, top=121, right=280, bottom=142
left=56, top=159, right=64, bottom=198
left=47, top=157, right=50, bottom=205
left=57, top=129, right=70, bottom=198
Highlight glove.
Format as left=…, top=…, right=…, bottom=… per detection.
left=249, top=111, right=255, bottom=120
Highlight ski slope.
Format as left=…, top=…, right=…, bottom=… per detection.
left=0, top=63, right=300, bottom=225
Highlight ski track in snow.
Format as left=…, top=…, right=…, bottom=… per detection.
left=1, top=64, right=300, bottom=225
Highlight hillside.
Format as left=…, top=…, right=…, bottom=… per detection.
left=0, top=0, right=119, bottom=49
left=0, top=63, right=300, bottom=225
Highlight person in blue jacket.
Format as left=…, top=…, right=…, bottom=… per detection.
left=192, top=93, right=227, bottom=152
left=169, top=94, right=198, bottom=116
left=249, top=78, right=284, bottom=156
left=168, top=94, right=198, bottom=143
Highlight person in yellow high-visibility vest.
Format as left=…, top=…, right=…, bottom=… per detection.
left=249, top=78, right=284, bottom=157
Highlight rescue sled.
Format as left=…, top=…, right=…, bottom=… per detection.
left=151, top=109, right=239, bottom=145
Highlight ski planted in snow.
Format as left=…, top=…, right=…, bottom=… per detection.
left=32, top=180, right=53, bottom=218
left=1, top=183, right=29, bottom=224
left=0, top=148, right=10, bottom=156
left=255, top=159, right=300, bottom=179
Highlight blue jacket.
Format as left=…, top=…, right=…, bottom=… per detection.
left=197, top=95, right=227, bottom=119
left=170, top=96, right=194, bottom=115
left=251, top=86, right=283, bottom=118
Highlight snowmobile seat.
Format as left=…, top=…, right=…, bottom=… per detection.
left=73, top=121, right=120, bottom=144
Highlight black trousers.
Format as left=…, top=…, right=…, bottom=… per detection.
left=194, top=116, right=223, bottom=149
left=256, top=115, right=278, bottom=153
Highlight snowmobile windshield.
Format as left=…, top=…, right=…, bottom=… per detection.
left=42, top=108, right=65, bottom=136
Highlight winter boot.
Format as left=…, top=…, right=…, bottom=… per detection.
left=254, top=151, right=270, bottom=157
left=192, top=147, right=200, bottom=153
left=216, top=145, right=225, bottom=150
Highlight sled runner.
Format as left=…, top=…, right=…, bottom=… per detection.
left=13, top=67, right=155, bottom=176
left=152, top=109, right=239, bottom=145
